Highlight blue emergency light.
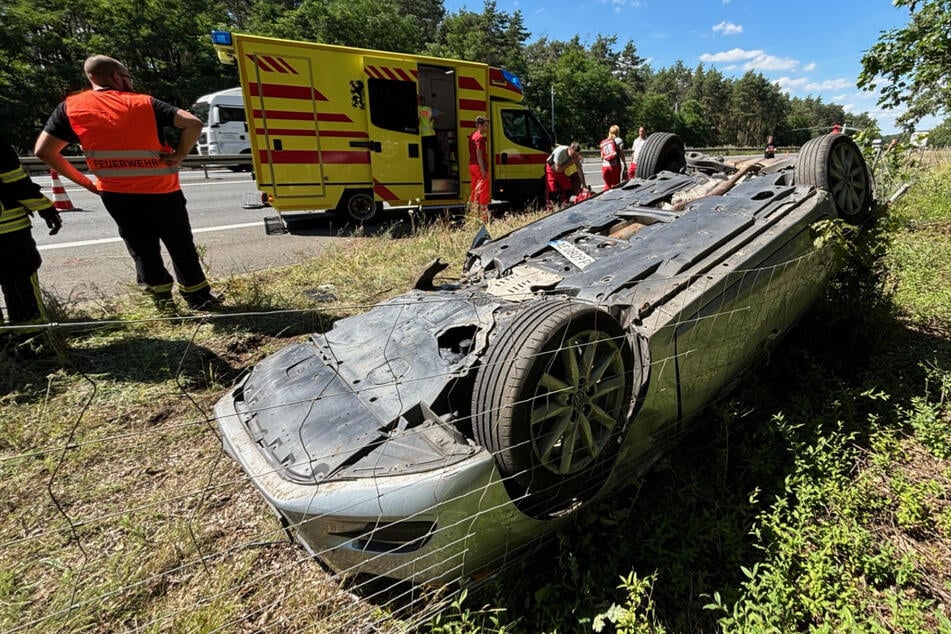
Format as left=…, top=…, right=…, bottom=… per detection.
left=501, top=69, right=523, bottom=91
left=211, top=31, right=233, bottom=46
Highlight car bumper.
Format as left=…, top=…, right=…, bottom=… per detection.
left=215, top=382, right=549, bottom=583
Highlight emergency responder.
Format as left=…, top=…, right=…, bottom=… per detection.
left=1, top=131, right=61, bottom=354
left=467, top=115, right=490, bottom=222
left=34, top=54, right=221, bottom=311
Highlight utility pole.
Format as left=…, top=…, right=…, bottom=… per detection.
left=550, top=85, right=556, bottom=142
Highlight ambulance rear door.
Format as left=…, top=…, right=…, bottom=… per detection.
left=236, top=45, right=329, bottom=206
left=362, top=56, right=423, bottom=201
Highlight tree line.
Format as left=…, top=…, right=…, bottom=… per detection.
left=0, top=0, right=917, bottom=154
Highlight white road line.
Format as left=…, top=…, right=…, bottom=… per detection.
left=37, top=221, right=262, bottom=251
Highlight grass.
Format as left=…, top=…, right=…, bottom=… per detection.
left=1, top=152, right=950, bottom=632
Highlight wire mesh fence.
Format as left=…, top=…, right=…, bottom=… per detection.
left=1, top=243, right=835, bottom=632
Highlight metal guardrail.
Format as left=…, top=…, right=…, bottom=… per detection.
left=19, top=154, right=253, bottom=178
left=19, top=147, right=794, bottom=178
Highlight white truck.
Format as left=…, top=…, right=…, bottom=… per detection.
left=190, top=87, right=251, bottom=169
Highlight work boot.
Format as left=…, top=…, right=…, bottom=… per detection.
left=183, top=289, right=225, bottom=311
left=149, top=290, right=176, bottom=313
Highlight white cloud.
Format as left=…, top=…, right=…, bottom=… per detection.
left=803, top=62, right=816, bottom=72
left=699, top=48, right=761, bottom=63
left=774, top=76, right=809, bottom=92
left=804, top=78, right=855, bottom=91
left=700, top=48, right=798, bottom=71
left=712, top=21, right=743, bottom=35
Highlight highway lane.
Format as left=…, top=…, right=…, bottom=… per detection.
left=30, top=169, right=348, bottom=305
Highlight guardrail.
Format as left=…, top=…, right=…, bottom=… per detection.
left=19, top=154, right=253, bottom=178
left=19, top=147, right=794, bottom=178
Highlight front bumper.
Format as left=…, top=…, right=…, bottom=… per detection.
left=215, top=382, right=549, bottom=583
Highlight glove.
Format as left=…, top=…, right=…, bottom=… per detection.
left=38, top=206, right=62, bottom=236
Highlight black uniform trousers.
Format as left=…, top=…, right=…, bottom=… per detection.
left=0, top=227, right=44, bottom=325
left=101, top=190, right=211, bottom=301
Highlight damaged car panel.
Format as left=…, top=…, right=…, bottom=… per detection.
left=216, top=132, right=874, bottom=583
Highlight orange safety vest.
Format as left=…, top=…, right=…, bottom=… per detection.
left=65, top=90, right=180, bottom=194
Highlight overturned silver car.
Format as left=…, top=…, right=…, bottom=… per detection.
left=215, top=133, right=874, bottom=583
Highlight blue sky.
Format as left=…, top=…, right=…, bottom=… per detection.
left=444, top=0, right=935, bottom=134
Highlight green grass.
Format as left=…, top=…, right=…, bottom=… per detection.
left=1, top=158, right=950, bottom=633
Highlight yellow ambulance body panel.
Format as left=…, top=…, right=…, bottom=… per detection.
left=212, top=31, right=553, bottom=221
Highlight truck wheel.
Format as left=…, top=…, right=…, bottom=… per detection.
left=341, top=191, right=380, bottom=223
left=471, top=301, right=633, bottom=519
left=635, top=132, right=686, bottom=178
left=795, top=134, right=873, bottom=224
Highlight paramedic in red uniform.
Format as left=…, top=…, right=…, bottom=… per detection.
left=599, top=124, right=626, bottom=190
left=34, top=55, right=221, bottom=310
left=467, top=115, right=490, bottom=222
left=1, top=131, right=61, bottom=354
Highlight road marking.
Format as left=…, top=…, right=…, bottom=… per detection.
left=37, top=221, right=263, bottom=251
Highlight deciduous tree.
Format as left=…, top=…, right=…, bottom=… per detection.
left=859, top=0, right=951, bottom=130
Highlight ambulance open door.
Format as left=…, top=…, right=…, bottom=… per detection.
left=362, top=56, right=424, bottom=195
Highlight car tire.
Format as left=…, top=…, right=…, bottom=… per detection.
left=635, top=132, right=686, bottom=178
left=340, top=190, right=380, bottom=223
left=795, top=133, right=873, bottom=224
left=472, top=300, right=633, bottom=519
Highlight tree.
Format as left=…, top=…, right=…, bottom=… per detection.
left=266, top=0, right=429, bottom=53
left=522, top=37, right=628, bottom=145
left=0, top=0, right=234, bottom=151
left=427, top=0, right=529, bottom=72
left=925, top=117, right=951, bottom=147
left=859, top=0, right=951, bottom=130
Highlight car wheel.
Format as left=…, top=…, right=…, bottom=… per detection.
left=472, top=301, right=633, bottom=519
left=635, top=132, right=686, bottom=178
left=795, top=133, right=873, bottom=224
left=340, top=190, right=380, bottom=223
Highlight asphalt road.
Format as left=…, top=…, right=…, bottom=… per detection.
left=30, top=169, right=354, bottom=305
left=24, top=162, right=605, bottom=306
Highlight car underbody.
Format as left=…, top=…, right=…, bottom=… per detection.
left=216, top=132, right=875, bottom=583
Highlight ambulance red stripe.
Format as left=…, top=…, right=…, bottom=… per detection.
left=249, top=83, right=328, bottom=101
left=373, top=179, right=400, bottom=201
left=458, top=76, right=483, bottom=91
left=252, top=109, right=352, bottom=123
left=258, top=150, right=371, bottom=164
left=254, top=128, right=369, bottom=138
left=459, top=99, right=486, bottom=111
left=494, top=154, right=547, bottom=165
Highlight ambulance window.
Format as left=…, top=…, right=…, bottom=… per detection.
left=218, top=106, right=246, bottom=124
left=500, top=109, right=552, bottom=152
left=368, top=78, right=419, bottom=134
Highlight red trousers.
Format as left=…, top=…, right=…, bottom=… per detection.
left=468, top=164, right=489, bottom=206
left=601, top=164, right=622, bottom=189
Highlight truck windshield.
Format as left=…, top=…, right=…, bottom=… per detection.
left=218, top=105, right=246, bottom=124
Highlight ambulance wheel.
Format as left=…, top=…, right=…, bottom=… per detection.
left=341, top=191, right=381, bottom=223
left=635, top=133, right=686, bottom=178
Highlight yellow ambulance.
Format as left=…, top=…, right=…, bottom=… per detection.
left=211, top=31, right=553, bottom=222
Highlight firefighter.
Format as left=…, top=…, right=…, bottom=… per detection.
left=34, top=54, right=221, bottom=311
left=0, top=131, right=61, bottom=353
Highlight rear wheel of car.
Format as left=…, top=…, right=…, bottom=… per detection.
left=472, top=301, right=633, bottom=519
left=795, top=133, right=873, bottom=223
left=635, top=132, right=686, bottom=178
left=339, top=190, right=381, bottom=223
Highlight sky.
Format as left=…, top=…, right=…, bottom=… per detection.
left=444, top=0, right=937, bottom=135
